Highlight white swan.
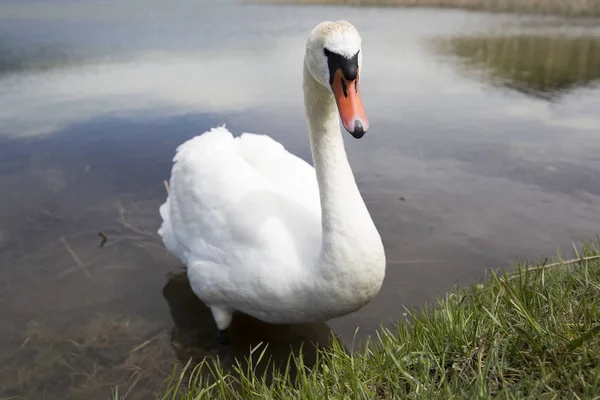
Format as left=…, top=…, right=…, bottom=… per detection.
left=158, top=20, right=386, bottom=344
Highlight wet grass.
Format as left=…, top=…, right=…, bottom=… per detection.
left=133, top=240, right=600, bottom=399
left=432, top=34, right=600, bottom=100
left=252, top=0, right=600, bottom=17
left=0, top=313, right=173, bottom=400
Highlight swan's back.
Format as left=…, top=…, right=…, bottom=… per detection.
left=158, top=126, right=322, bottom=275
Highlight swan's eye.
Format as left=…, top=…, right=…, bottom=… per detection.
left=324, top=50, right=359, bottom=85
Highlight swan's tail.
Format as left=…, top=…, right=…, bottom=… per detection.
left=157, top=194, right=181, bottom=262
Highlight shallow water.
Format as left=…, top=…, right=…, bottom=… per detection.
left=1, top=0, right=600, bottom=398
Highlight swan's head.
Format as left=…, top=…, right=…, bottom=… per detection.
left=305, top=20, right=368, bottom=139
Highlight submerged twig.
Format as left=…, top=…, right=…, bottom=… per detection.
left=56, top=255, right=110, bottom=279
left=42, top=209, right=64, bottom=220
left=505, top=255, right=600, bottom=280
left=60, top=236, right=92, bottom=279
left=96, top=327, right=168, bottom=370
left=123, top=374, right=141, bottom=399
left=129, top=198, right=141, bottom=211
left=130, top=331, right=162, bottom=355
left=20, top=337, right=30, bottom=349
left=116, top=201, right=154, bottom=237
left=98, top=232, right=108, bottom=248
left=130, top=241, right=166, bottom=252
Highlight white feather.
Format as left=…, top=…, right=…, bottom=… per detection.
left=158, top=21, right=386, bottom=331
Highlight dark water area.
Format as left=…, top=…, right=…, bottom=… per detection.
left=1, top=0, right=600, bottom=398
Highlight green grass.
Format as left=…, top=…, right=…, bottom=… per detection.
left=251, top=0, right=600, bottom=17
left=126, top=240, right=600, bottom=399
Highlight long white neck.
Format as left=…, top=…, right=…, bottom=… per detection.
left=303, top=60, right=385, bottom=303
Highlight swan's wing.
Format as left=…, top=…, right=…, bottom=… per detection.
left=234, top=131, right=320, bottom=213
left=158, top=126, right=321, bottom=269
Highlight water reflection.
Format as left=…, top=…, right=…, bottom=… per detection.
left=0, top=41, right=87, bottom=76
left=164, top=270, right=338, bottom=384
left=0, top=113, right=337, bottom=400
left=434, top=34, right=600, bottom=100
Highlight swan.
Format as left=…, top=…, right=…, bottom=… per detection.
left=158, top=20, right=386, bottom=344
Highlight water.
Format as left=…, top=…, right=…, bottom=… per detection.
left=1, top=0, right=600, bottom=398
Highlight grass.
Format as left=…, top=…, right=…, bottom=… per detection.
left=252, top=0, right=600, bottom=17
left=432, top=34, right=600, bottom=100
left=126, top=239, right=600, bottom=399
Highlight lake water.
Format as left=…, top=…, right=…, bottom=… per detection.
left=1, top=0, right=600, bottom=398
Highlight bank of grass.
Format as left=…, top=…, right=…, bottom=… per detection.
left=133, top=241, right=600, bottom=399
left=252, top=0, right=600, bottom=17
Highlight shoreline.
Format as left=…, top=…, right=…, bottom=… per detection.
left=128, top=240, right=600, bottom=399
left=247, top=0, right=600, bottom=18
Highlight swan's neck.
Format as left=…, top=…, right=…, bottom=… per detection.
left=303, top=61, right=384, bottom=290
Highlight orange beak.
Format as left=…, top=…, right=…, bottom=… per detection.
left=331, top=68, right=369, bottom=139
